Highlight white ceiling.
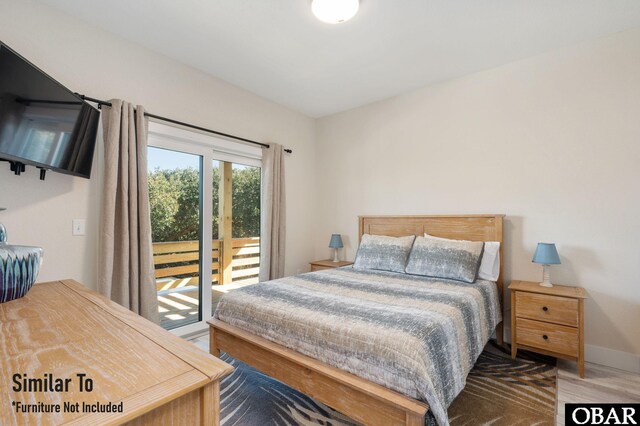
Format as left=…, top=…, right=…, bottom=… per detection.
left=38, top=0, right=640, bottom=117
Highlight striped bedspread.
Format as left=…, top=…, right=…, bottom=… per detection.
left=214, top=267, right=502, bottom=426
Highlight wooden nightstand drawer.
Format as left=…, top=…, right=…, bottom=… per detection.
left=311, top=264, right=332, bottom=272
left=510, top=280, right=587, bottom=377
left=515, top=292, right=578, bottom=327
left=516, top=318, right=579, bottom=357
left=309, top=260, right=353, bottom=272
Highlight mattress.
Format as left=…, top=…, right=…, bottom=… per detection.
left=214, top=267, right=502, bottom=426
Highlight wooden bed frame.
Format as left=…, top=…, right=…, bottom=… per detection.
left=209, top=214, right=504, bottom=426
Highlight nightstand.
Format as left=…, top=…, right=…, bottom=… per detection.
left=510, top=280, right=588, bottom=377
left=309, top=259, right=353, bottom=272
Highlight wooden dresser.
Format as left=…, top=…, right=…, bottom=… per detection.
left=0, top=279, right=233, bottom=425
left=509, top=280, right=587, bottom=377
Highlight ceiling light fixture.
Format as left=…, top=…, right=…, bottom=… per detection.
left=312, top=0, right=359, bottom=24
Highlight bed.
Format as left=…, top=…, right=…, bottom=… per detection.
left=209, top=215, right=504, bottom=426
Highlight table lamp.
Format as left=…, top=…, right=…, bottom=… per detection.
left=329, top=234, right=343, bottom=262
left=532, top=243, right=561, bottom=287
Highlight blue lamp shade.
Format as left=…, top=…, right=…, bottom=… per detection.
left=532, top=243, right=561, bottom=265
left=329, top=234, right=344, bottom=249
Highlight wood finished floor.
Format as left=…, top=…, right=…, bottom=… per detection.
left=555, top=359, right=640, bottom=425
left=188, top=335, right=640, bottom=425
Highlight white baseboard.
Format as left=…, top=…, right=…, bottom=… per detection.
left=585, top=344, right=640, bottom=374
left=503, top=325, right=640, bottom=374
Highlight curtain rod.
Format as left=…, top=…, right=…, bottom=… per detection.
left=77, top=94, right=293, bottom=154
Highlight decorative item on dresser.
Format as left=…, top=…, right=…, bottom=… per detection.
left=532, top=242, right=561, bottom=287
left=309, top=259, right=353, bottom=272
left=0, top=209, right=44, bottom=303
left=0, top=207, right=5, bottom=240
left=328, top=233, right=344, bottom=262
left=0, top=279, right=233, bottom=425
left=510, top=280, right=587, bottom=378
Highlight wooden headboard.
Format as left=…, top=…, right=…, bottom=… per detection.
left=358, top=214, right=505, bottom=310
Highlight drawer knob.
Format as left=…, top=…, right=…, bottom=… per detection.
left=542, top=334, right=549, bottom=340
left=542, top=306, right=549, bottom=312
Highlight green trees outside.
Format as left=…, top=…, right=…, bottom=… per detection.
left=231, top=166, right=261, bottom=239
left=148, top=165, right=261, bottom=243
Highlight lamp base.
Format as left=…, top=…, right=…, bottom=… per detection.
left=332, top=248, right=340, bottom=263
left=539, top=264, right=553, bottom=287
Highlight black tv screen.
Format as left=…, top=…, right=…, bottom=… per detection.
left=0, top=43, right=99, bottom=178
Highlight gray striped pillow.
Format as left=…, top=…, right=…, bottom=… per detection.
left=353, top=234, right=416, bottom=273
left=405, top=235, right=484, bottom=283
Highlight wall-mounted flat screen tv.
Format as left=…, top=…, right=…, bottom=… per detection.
left=0, top=42, right=99, bottom=178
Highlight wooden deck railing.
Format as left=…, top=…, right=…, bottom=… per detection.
left=153, top=237, right=260, bottom=292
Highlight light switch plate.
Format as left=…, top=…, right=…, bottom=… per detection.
left=72, top=219, right=86, bottom=236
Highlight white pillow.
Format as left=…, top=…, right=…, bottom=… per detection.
left=478, top=241, right=500, bottom=281
left=424, top=234, right=500, bottom=281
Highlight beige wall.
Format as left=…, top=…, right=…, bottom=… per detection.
left=0, top=0, right=317, bottom=289
left=315, top=28, right=640, bottom=369
left=1, top=1, right=638, bottom=371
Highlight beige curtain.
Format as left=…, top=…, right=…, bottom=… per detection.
left=98, top=99, right=159, bottom=323
left=259, top=143, right=286, bottom=281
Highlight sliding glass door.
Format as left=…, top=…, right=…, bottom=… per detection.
left=147, top=122, right=262, bottom=333
left=148, top=147, right=203, bottom=330
left=211, top=162, right=261, bottom=316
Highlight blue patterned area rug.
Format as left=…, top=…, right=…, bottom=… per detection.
left=219, top=342, right=557, bottom=426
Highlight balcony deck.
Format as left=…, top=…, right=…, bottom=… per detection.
left=157, top=281, right=257, bottom=329
left=153, top=237, right=260, bottom=330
